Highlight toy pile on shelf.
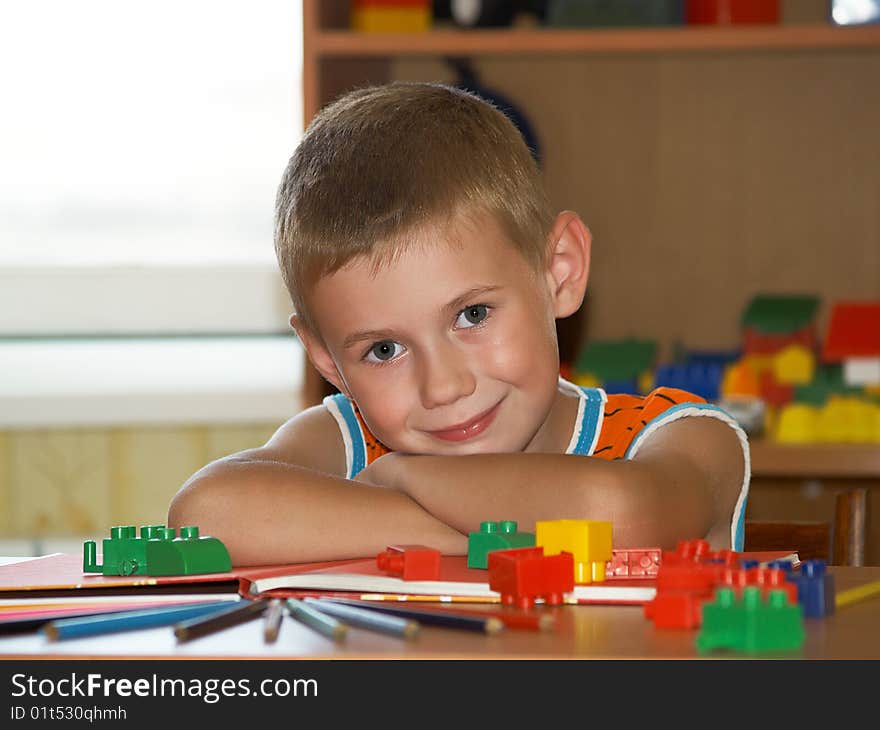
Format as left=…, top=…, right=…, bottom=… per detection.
left=568, top=296, right=880, bottom=444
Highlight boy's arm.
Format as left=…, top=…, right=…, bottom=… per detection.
left=357, top=416, right=745, bottom=550
left=167, top=405, right=467, bottom=566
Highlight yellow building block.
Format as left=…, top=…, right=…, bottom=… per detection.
left=535, top=519, right=612, bottom=584
left=638, top=370, right=655, bottom=395
left=817, top=396, right=876, bottom=443
left=572, top=372, right=600, bottom=388
left=773, top=403, right=818, bottom=443
left=351, top=7, right=431, bottom=33
left=772, top=344, right=815, bottom=385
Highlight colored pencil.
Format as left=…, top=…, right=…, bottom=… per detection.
left=836, top=580, right=880, bottom=609
left=173, top=599, right=268, bottom=643
left=286, top=598, right=347, bottom=642
left=350, top=595, right=554, bottom=630
left=43, top=600, right=237, bottom=641
left=317, top=597, right=505, bottom=635
left=263, top=598, right=284, bottom=643
left=302, top=597, right=419, bottom=639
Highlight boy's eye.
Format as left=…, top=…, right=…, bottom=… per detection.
left=365, top=340, right=403, bottom=363
left=456, top=304, right=489, bottom=329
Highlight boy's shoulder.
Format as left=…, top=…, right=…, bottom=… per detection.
left=262, top=402, right=347, bottom=477
left=593, top=385, right=745, bottom=460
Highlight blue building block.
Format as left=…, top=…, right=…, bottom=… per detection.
left=653, top=362, right=724, bottom=402
left=602, top=378, right=638, bottom=395
left=789, top=560, right=836, bottom=619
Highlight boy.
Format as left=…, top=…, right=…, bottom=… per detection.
left=168, top=82, right=749, bottom=567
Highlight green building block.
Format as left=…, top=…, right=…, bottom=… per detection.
left=696, top=587, right=805, bottom=654
left=574, top=338, right=657, bottom=383
left=740, top=294, right=819, bottom=335
left=83, top=524, right=232, bottom=576
left=467, top=520, right=535, bottom=569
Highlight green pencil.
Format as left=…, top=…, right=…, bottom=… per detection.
left=286, top=598, right=347, bottom=642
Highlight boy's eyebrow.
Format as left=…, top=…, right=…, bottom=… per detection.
left=445, top=285, right=502, bottom=315
left=341, top=285, right=502, bottom=350
left=342, top=328, right=398, bottom=350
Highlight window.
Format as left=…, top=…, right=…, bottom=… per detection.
left=0, top=0, right=303, bottom=336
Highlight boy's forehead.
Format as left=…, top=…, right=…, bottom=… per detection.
left=309, top=217, right=537, bottom=337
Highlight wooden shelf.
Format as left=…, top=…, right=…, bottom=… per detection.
left=310, top=24, right=880, bottom=57
left=750, top=440, right=880, bottom=479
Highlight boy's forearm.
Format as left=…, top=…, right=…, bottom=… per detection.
left=384, top=453, right=700, bottom=549
left=168, top=457, right=467, bottom=566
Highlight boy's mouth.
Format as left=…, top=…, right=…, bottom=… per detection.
left=427, top=401, right=502, bottom=442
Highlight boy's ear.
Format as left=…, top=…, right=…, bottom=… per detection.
left=289, top=314, right=350, bottom=396
left=544, top=211, right=592, bottom=319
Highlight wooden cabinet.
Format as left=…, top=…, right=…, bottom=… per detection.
left=298, top=0, right=880, bottom=562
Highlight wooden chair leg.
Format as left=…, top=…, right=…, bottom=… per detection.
left=834, top=488, right=867, bottom=567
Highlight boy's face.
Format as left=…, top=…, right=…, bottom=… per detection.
left=304, top=212, right=584, bottom=455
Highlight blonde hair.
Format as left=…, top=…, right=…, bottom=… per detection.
left=274, top=81, right=554, bottom=334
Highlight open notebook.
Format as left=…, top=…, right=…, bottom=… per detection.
left=238, top=550, right=799, bottom=606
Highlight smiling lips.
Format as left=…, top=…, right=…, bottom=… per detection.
left=428, top=401, right=502, bottom=442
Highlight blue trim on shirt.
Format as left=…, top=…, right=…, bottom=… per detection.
left=572, top=387, right=606, bottom=456
left=326, top=393, right=366, bottom=479
left=624, top=401, right=733, bottom=459
left=733, top=505, right=745, bottom=552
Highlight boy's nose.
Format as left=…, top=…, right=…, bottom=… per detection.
left=418, top=345, right=476, bottom=410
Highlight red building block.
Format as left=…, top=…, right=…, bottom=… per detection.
left=686, top=0, right=780, bottom=25
left=605, top=548, right=662, bottom=579
left=488, top=547, right=575, bottom=609
left=376, top=544, right=441, bottom=581
left=644, top=561, right=725, bottom=629
left=759, top=369, right=795, bottom=408
left=663, top=539, right=739, bottom=567
left=719, top=565, right=798, bottom=604
left=823, top=301, right=880, bottom=361
left=742, top=327, right=816, bottom=357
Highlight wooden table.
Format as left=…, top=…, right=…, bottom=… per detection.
left=1, top=567, right=878, bottom=660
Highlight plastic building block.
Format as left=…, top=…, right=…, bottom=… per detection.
left=720, top=360, right=762, bottom=400
left=741, top=294, right=819, bottom=337
left=350, top=0, right=431, bottom=32
left=772, top=344, right=816, bottom=386
left=644, top=561, right=724, bottom=629
left=686, top=0, right=780, bottom=25
left=788, top=560, right=836, bottom=619
left=759, top=369, right=794, bottom=408
left=696, top=586, right=805, bottom=654
left=83, top=524, right=232, bottom=576
left=822, top=302, right=880, bottom=363
left=605, top=548, right=661, bottom=579
left=573, top=338, right=657, bottom=388
left=662, top=538, right=738, bottom=568
left=467, top=520, right=535, bottom=569
left=535, top=519, right=612, bottom=583
left=653, top=361, right=724, bottom=402
left=487, top=546, right=575, bottom=609
left=718, top=565, right=798, bottom=605
left=773, top=403, right=818, bottom=443
left=376, top=544, right=441, bottom=581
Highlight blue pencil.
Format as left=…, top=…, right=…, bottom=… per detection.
left=43, top=600, right=239, bottom=641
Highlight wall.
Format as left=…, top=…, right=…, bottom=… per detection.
left=0, top=424, right=277, bottom=548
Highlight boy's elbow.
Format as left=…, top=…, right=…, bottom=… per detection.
left=167, top=476, right=207, bottom=532
left=167, top=467, right=228, bottom=537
